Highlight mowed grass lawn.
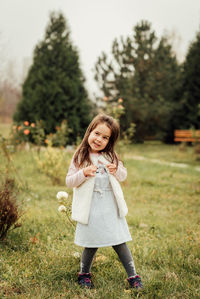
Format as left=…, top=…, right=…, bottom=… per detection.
left=0, top=136, right=199, bottom=297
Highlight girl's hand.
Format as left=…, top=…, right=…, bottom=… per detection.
left=83, top=165, right=97, bottom=177
left=107, top=163, right=117, bottom=175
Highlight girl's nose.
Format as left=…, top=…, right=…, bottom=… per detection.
left=96, top=136, right=101, bottom=142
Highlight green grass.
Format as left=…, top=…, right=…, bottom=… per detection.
left=0, top=141, right=200, bottom=298
left=118, top=141, right=200, bottom=167
left=0, top=122, right=11, bottom=138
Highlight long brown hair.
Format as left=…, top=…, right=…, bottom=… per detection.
left=74, top=114, right=120, bottom=168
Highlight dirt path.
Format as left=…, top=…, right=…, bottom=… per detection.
left=127, top=154, right=200, bottom=172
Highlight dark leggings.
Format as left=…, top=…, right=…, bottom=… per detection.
left=80, top=243, right=137, bottom=278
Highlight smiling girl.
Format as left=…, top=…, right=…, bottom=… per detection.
left=66, top=113, right=143, bottom=290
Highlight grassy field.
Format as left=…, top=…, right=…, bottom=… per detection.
left=0, top=132, right=200, bottom=298
left=118, top=142, right=200, bottom=167
left=0, top=122, right=11, bottom=138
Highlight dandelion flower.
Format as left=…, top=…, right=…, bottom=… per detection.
left=58, top=205, right=67, bottom=213
left=56, top=191, right=68, bottom=200
left=31, top=123, right=35, bottom=127
left=24, top=121, right=29, bottom=126
left=118, top=98, right=123, bottom=103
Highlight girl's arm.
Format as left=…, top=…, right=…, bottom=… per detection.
left=66, top=158, right=88, bottom=188
left=113, top=161, right=127, bottom=182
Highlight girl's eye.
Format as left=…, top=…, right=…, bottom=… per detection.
left=95, top=132, right=99, bottom=135
left=104, top=136, right=108, bottom=140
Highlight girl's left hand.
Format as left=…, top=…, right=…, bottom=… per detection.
left=107, top=163, right=117, bottom=174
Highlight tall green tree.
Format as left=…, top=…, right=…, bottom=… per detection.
left=14, top=12, right=91, bottom=143
left=176, top=29, right=200, bottom=129
left=95, top=21, right=181, bottom=142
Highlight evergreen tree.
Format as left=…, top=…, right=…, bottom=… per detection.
left=95, top=21, right=181, bottom=142
left=14, top=12, right=91, bottom=143
left=177, top=29, right=200, bottom=129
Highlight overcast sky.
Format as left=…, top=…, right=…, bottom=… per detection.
left=0, top=0, right=200, bottom=98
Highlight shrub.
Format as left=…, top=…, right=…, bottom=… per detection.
left=0, top=178, right=22, bottom=240
left=45, top=120, right=71, bottom=147
left=102, top=97, right=125, bottom=123
left=122, top=122, right=136, bottom=145
left=10, top=120, right=45, bottom=146
left=10, top=120, right=71, bottom=148
left=35, top=146, right=68, bottom=185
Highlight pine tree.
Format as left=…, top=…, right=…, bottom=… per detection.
left=177, top=29, right=200, bottom=129
left=14, top=12, right=91, bottom=143
left=95, top=21, right=181, bottom=142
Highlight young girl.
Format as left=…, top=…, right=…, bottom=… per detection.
left=66, top=114, right=143, bottom=289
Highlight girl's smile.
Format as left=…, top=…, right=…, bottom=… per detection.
left=88, top=123, right=111, bottom=153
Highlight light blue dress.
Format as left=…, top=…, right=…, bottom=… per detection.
left=75, top=164, right=132, bottom=247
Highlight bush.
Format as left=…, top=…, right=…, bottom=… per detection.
left=45, top=120, right=71, bottom=147
left=0, top=178, right=22, bottom=240
left=10, top=121, right=45, bottom=146
left=35, top=146, right=69, bottom=185
left=10, top=120, right=71, bottom=148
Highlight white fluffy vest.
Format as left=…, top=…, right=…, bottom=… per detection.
left=71, top=154, right=128, bottom=224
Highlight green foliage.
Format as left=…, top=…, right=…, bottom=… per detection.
left=176, top=30, right=200, bottom=130
left=14, top=11, right=92, bottom=143
left=10, top=121, right=45, bottom=146
left=35, top=146, right=69, bottom=185
left=31, top=121, right=46, bottom=147
left=102, top=97, right=125, bottom=122
left=46, top=120, right=71, bottom=147
left=101, top=97, right=136, bottom=155
left=9, top=120, right=72, bottom=148
left=95, top=20, right=181, bottom=142
left=122, top=122, right=136, bottom=144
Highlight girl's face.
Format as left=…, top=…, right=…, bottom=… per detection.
left=88, top=123, right=111, bottom=153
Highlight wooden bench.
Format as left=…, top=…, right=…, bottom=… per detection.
left=174, top=130, right=200, bottom=142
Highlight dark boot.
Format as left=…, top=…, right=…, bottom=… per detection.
left=127, top=275, right=143, bottom=290
left=78, top=272, right=94, bottom=288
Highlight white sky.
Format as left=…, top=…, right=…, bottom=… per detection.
left=0, top=0, right=200, bottom=98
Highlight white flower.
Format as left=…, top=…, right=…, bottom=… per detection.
left=56, top=191, right=68, bottom=200
left=58, top=205, right=67, bottom=213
